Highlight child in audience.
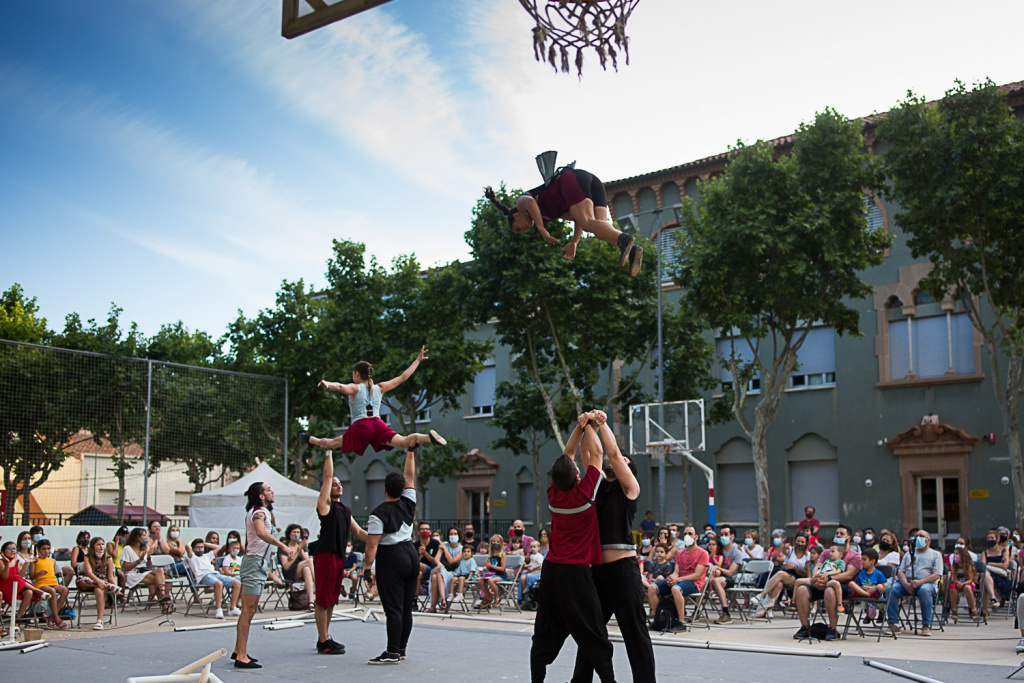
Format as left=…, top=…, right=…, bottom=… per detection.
left=1, top=541, right=47, bottom=622
left=848, top=547, right=887, bottom=623
left=79, top=537, right=121, bottom=629
left=948, top=544, right=979, bottom=622
left=817, top=545, right=847, bottom=613
left=509, top=535, right=525, bottom=556
left=28, top=540, right=69, bottom=629
left=222, top=540, right=243, bottom=577
left=449, top=545, right=479, bottom=604
left=476, top=534, right=507, bottom=609
left=518, top=540, right=545, bottom=606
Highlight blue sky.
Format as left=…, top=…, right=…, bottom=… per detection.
left=2, top=0, right=1022, bottom=339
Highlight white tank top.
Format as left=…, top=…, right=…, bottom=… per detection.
left=348, top=383, right=382, bottom=422
left=245, top=507, right=270, bottom=558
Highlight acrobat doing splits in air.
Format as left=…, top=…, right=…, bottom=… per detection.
left=484, top=156, right=642, bottom=277
left=300, top=346, right=446, bottom=456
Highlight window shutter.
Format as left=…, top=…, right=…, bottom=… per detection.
left=795, top=327, right=835, bottom=376
left=951, top=313, right=975, bottom=374
left=913, top=316, right=950, bottom=378
left=888, top=319, right=910, bottom=380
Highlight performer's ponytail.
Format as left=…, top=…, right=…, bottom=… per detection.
left=484, top=186, right=516, bottom=228
left=354, top=360, right=374, bottom=387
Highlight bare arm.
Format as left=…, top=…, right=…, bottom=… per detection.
left=317, top=379, right=358, bottom=396
left=378, top=346, right=428, bottom=393
left=318, top=450, right=334, bottom=517
left=253, top=511, right=293, bottom=560
left=516, top=195, right=554, bottom=241
left=593, top=412, right=639, bottom=498
left=580, top=423, right=603, bottom=473
left=403, top=445, right=416, bottom=489
left=349, top=518, right=368, bottom=543
left=563, top=422, right=585, bottom=459
left=363, top=535, right=381, bottom=577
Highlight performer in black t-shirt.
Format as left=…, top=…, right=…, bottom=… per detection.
left=313, top=449, right=368, bottom=655
left=362, top=444, right=420, bottom=665
left=570, top=411, right=655, bottom=683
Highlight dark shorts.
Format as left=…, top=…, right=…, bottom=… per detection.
left=653, top=579, right=672, bottom=598
left=671, top=580, right=700, bottom=596
left=568, top=169, right=607, bottom=208
left=341, top=417, right=398, bottom=455
left=806, top=583, right=851, bottom=601
left=313, top=553, right=346, bottom=608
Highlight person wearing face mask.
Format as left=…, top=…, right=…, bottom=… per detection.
left=765, top=529, right=789, bottom=567
left=187, top=538, right=241, bottom=619
left=569, top=411, right=655, bottom=683
left=707, top=524, right=745, bottom=624
left=312, top=449, right=369, bottom=654
left=461, top=524, right=478, bottom=553
left=279, top=523, right=316, bottom=611
left=415, top=521, right=442, bottom=593
left=886, top=530, right=943, bottom=636
left=982, top=529, right=1012, bottom=616
left=657, top=526, right=709, bottom=635
left=639, top=532, right=657, bottom=563
left=507, top=520, right=536, bottom=556
left=797, top=506, right=820, bottom=545
left=1, top=541, right=47, bottom=623
left=740, top=530, right=765, bottom=560
left=69, top=530, right=92, bottom=579
left=106, top=526, right=130, bottom=591
left=792, top=524, right=862, bottom=641
left=428, top=527, right=463, bottom=612
left=755, top=532, right=810, bottom=619
left=863, top=528, right=877, bottom=551
left=876, top=531, right=902, bottom=568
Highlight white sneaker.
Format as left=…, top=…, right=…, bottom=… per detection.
left=446, top=594, right=454, bottom=603
left=1016, top=637, right=1024, bottom=655
left=214, top=608, right=224, bottom=619
left=454, top=593, right=464, bottom=603
left=228, top=607, right=242, bottom=617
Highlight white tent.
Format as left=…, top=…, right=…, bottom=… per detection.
left=188, top=462, right=320, bottom=534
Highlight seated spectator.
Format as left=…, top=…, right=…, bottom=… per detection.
left=279, top=524, right=315, bottom=611
left=639, top=532, right=657, bottom=564
left=15, top=530, right=36, bottom=576
left=429, top=527, right=462, bottom=612
left=187, top=538, right=241, bottom=619
left=798, top=506, right=820, bottom=545
left=740, top=529, right=765, bottom=560
left=476, top=534, right=507, bottom=609
left=876, top=530, right=902, bottom=568
left=697, top=523, right=716, bottom=550
left=415, top=521, right=442, bottom=591
left=1, top=541, right=46, bottom=622
left=121, top=527, right=172, bottom=615
left=639, top=510, right=656, bottom=535
left=765, top=529, right=789, bottom=566
left=449, top=544, right=479, bottom=604
left=655, top=527, right=676, bottom=562
left=816, top=545, right=847, bottom=613
left=755, top=532, right=811, bottom=618
left=851, top=529, right=865, bottom=552
left=946, top=543, right=977, bottom=623
left=705, top=537, right=723, bottom=571
left=204, top=530, right=222, bottom=554
left=224, top=530, right=244, bottom=555
left=517, top=541, right=543, bottom=606
left=643, top=543, right=675, bottom=609
left=31, top=525, right=71, bottom=565
left=537, top=527, right=550, bottom=555
left=69, top=530, right=91, bottom=579
left=848, top=548, right=887, bottom=624
left=28, top=539, right=69, bottom=629
left=983, top=528, right=1012, bottom=616
left=220, top=540, right=243, bottom=577
left=708, top=525, right=745, bottom=624
left=792, top=525, right=862, bottom=642
left=506, top=520, right=534, bottom=555
left=462, top=523, right=479, bottom=553
left=863, top=528, right=877, bottom=551
left=165, top=524, right=191, bottom=577
left=343, top=542, right=360, bottom=597
left=662, top=526, right=709, bottom=633
left=508, top=535, right=525, bottom=556
left=80, top=537, right=121, bottom=629
left=887, top=529, right=943, bottom=636
left=146, top=520, right=170, bottom=558
left=106, top=526, right=130, bottom=590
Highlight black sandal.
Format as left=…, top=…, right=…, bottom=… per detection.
left=429, top=430, right=447, bottom=446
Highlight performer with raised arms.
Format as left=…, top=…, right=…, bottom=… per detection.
left=300, top=346, right=446, bottom=455
left=570, top=410, right=655, bottom=683
left=484, top=167, right=642, bottom=276
left=530, top=415, right=616, bottom=683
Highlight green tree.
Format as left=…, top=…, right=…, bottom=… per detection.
left=675, top=109, right=889, bottom=540
left=465, top=186, right=658, bottom=452
left=879, top=79, right=1024, bottom=528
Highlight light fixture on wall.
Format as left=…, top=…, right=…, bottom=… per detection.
left=876, top=438, right=888, bottom=448
left=986, top=432, right=997, bottom=445
left=1002, top=476, right=1010, bottom=486
left=501, top=490, right=507, bottom=498
left=864, top=479, right=873, bottom=488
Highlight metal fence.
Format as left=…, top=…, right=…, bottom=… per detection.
left=0, top=339, right=287, bottom=527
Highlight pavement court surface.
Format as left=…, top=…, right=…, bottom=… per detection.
left=2, top=602, right=1021, bottom=682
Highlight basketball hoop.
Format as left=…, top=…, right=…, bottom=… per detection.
left=518, top=0, right=640, bottom=77
left=648, top=443, right=671, bottom=462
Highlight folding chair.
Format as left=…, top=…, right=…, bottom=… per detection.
left=726, top=560, right=773, bottom=621
left=149, top=555, right=186, bottom=610
left=973, top=559, right=989, bottom=626
left=683, top=565, right=715, bottom=629
left=73, top=576, right=119, bottom=629
left=470, top=554, right=491, bottom=609
left=496, top=555, right=525, bottom=613
left=842, top=564, right=895, bottom=642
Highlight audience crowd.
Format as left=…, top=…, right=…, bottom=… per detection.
left=4, top=511, right=1024, bottom=655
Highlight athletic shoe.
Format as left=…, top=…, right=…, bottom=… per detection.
left=793, top=626, right=810, bottom=640
left=446, top=594, right=454, bottom=604
left=1015, top=637, right=1024, bottom=654
left=889, top=622, right=902, bottom=635
left=397, top=648, right=407, bottom=660
left=617, top=232, right=635, bottom=267
left=368, top=651, right=400, bottom=665
left=756, top=594, right=773, bottom=611
left=670, top=622, right=687, bottom=634
left=228, top=607, right=242, bottom=617
left=429, top=430, right=447, bottom=446
left=754, top=608, right=773, bottom=620
left=317, top=638, right=346, bottom=654
left=214, top=607, right=224, bottom=619
left=714, top=612, right=732, bottom=625
left=825, top=627, right=839, bottom=641
left=628, top=245, right=643, bottom=277
left=920, top=625, right=931, bottom=637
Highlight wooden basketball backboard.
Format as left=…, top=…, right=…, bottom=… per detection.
left=282, top=0, right=394, bottom=39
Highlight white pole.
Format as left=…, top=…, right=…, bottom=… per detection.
left=0, top=640, right=47, bottom=651
left=263, top=621, right=304, bottom=630
left=171, top=649, right=227, bottom=675
left=863, top=659, right=947, bottom=683
left=627, top=634, right=839, bottom=658
left=20, top=641, right=49, bottom=654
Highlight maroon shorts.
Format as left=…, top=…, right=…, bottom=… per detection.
left=340, top=417, right=397, bottom=455
left=313, top=553, right=346, bottom=607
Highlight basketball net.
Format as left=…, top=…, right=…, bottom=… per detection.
left=518, top=0, right=640, bottom=77
left=649, top=443, right=670, bottom=463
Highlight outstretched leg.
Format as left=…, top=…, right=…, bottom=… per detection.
left=387, top=430, right=446, bottom=450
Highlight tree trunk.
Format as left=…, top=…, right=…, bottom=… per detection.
left=533, top=444, right=543, bottom=532
left=751, top=418, right=771, bottom=545
left=116, top=444, right=127, bottom=525
left=526, top=327, right=566, bottom=452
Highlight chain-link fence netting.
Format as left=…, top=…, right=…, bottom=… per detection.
left=0, top=339, right=286, bottom=527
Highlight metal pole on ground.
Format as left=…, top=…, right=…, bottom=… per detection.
left=863, top=659, right=947, bottom=683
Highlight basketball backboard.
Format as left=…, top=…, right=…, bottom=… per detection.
left=282, top=0, right=394, bottom=39
left=627, top=399, right=705, bottom=457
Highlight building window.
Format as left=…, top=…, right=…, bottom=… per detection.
left=471, top=362, right=496, bottom=416
left=863, top=195, right=885, bottom=235
left=789, top=327, right=836, bottom=389
left=887, top=299, right=975, bottom=380
left=657, top=226, right=682, bottom=284
left=716, top=337, right=760, bottom=394
left=415, top=391, right=430, bottom=423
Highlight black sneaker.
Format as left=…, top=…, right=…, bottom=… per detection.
left=317, top=638, right=346, bottom=654
left=825, top=627, right=839, bottom=641
left=299, top=432, right=311, bottom=444
left=368, top=651, right=400, bottom=665
left=628, top=245, right=643, bottom=277
left=428, top=430, right=447, bottom=446
left=793, top=626, right=810, bottom=640
left=617, top=232, right=635, bottom=267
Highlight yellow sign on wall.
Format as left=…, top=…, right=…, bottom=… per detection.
left=969, top=489, right=990, bottom=499
left=494, top=499, right=506, bottom=507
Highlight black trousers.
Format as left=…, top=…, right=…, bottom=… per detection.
left=570, top=558, right=655, bottom=683
left=376, top=543, right=419, bottom=653
left=530, top=561, right=616, bottom=683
